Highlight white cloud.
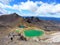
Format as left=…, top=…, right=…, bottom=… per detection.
left=18, top=1, right=60, bottom=15
left=0, top=0, right=13, bottom=4
left=20, top=1, right=38, bottom=12
left=0, top=7, right=7, bottom=14
left=0, top=0, right=60, bottom=17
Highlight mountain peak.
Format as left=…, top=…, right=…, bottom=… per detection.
left=11, top=13, right=19, bottom=17
left=0, top=13, right=21, bottom=22
left=12, top=13, right=18, bottom=15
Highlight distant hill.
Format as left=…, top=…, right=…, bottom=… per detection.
left=0, top=13, right=24, bottom=30
left=23, top=16, right=60, bottom=22
left=24, top=16, right=60, bottom=31
left=38, top=17, right=60, bottom=22
left=0, top=12, right=3, bottom=14
left=0, top=13, right=60, bottom=31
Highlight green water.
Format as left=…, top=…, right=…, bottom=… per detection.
left=19, top=25, right=25, bottom=28
left=24, top=30, right=44, bottom=37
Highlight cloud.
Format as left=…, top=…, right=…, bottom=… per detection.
left=0, top=0, right=13, bottom=4
left=16, top=1, right=60, bottom=15
left=19, top=1, right=38, bottom=12
left=0, top=0, right=60, bottom=17
left=20, top=1, right=60, bottom=15
left=0, top=7, right=7, bottom=14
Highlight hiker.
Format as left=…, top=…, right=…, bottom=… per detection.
left=10, top=37, right=13, bottom=41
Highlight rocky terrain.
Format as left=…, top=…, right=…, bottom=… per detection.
left=0, top=13, right=60, bottom=45
left=0, top=13, right=60, bottom=31
left=24, top=16, right=60, bottom=31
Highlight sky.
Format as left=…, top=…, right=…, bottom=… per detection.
left=0, top=0, right=60, bottom=17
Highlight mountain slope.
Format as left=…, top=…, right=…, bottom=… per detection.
left=0, top=13, right=25, bottom=30
left=0, top=13, right=60, bottom=31
left=24, top=17, right=60, bottom=31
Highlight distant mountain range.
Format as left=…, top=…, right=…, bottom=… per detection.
left=0, top=13, right=60, bottom=31
left=23, top=16, right=60, bottom=22
left=24, top=16, right=60, bottom=31
left=38, top=17, right=60, bottom=22
left=0, top=12, right=3, bottom=14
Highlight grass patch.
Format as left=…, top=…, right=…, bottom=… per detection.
left=15, top=30, right=20, bottom=33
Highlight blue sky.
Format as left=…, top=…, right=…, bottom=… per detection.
left=9, top=0, right=60, bottom=5
left=0, top=0, right=60, bottom=17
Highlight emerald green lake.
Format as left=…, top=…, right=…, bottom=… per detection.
left=24, top=30, right=44, bottom=37
left=19, top=25, right=25, bottom=28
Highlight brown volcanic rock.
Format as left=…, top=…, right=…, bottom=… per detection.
left=24, top=17, right=60, bottom=31
left=0, top=13, right=20, bottom=22
left=0, top=13, right=24, bottom=29
left=0, top=13, right=60, bottom=31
